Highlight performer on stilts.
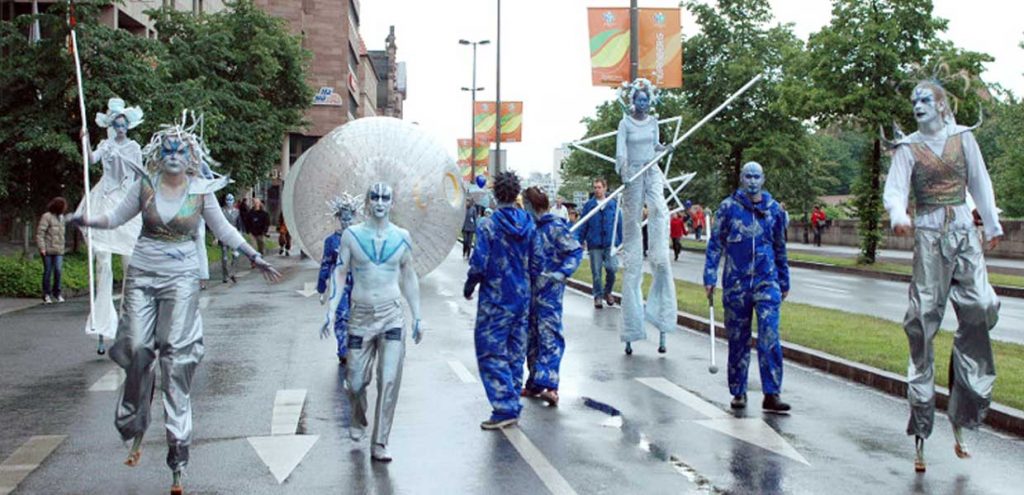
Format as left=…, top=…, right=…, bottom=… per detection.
left=703, top=162, right=791, bottom=413
left=71, top=115, right=281, bottom=494
left=615, top=78, right=678, bottom=355
left=465, top=171, right=536, bottom=429
left=330, top=182, right=423, bottom=462
left=319, top=193, right=362, bottom=365
left=883, top=80, right=1001, bottom=473
left=78, top=98, right=144, bottom=354
left=520, top=187, right=583, bottom=407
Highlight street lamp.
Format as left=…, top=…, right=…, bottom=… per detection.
left=459, top=39, right=490, bottom=183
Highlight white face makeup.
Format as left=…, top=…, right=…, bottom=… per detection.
left=740, top=162, right=765, bottom=195
left=160, top=137, right=190, bottom=175
left=367, top=183, right=394, bottom=219
left=113, top=115, right=129, bottom=138
left=911, top=86, right=942, bottom=126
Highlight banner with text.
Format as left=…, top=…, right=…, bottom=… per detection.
left=474, top=101, right=524, bottom=143
left=457, top=139, right=491, bottom=183
left=586, top=7, right=682, bottom=88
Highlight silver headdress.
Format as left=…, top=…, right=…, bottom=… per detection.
left=95, top=98, right=144, bottom=140
left=616, top=77, right=661, bottom=115
left=327, top=193, right=363, bottom=217
left=140, top=110, right=222, bottom=178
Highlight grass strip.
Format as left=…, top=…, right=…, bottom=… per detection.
left=679, top=239, right=1024, bottom=288
left=572, top=258, right=1024, bottom=411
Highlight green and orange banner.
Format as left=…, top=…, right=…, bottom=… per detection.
left=474, top=101, right=523, bottom=144
left=587, top=7, right=682, bottom=88
left=457, top=138, right=490, bottom=184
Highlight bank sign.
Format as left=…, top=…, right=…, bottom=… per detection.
left=313, top=87, right=343, bottom=106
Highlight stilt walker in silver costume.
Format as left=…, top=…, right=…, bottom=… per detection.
left=883, top=80, right=1002, bottom=473
left=72, top=115, right=281, bottom=494
left=330, top=182, right=423, bottom=463
left=615, top=78, right=677, bottom=355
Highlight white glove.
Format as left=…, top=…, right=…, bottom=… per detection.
left=412, top=319, right=424, bottom=344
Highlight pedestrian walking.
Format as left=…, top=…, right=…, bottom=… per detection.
left=219, top=194, right=243, bottom=283
left=575, top=178, right=622, bottom=309
left=464, top=171, right=535, bottom=429
left=319, top=194, right=360, bottom=365
left=36, top=197, right=67, bottom=304
left=520, top=187, right=583, bottom=407
left=704, top=162, right=791, bottom=413
left=670, top=211, right=686, bottom=261
left=811, top=205, right=827, bottom=247
left=691, top=204, right=705, bottom=241
left=277, top=212, right=291, bottom=256
left=247, top=199, right=270, bottom=255
left=462, top=198, right=478, bottom=259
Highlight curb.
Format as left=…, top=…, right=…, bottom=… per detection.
left=681, top=245, right=1024, bottom=299
left=566, top=277, right=1024, bottom=437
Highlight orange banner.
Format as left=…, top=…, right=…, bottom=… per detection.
left=474, top=101, right=523, bottom=143
left=638, top=9, right=682, bottom=88
left=458, top=138, right=490, bottom=183
left=588, top=8, right=630, bottom=87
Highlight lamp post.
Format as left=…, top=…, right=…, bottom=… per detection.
left=495, top=0, right=502, bottom=172
left=459, top=39, right=490, bottom=183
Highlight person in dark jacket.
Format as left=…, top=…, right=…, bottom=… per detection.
left=465, top=171, right=536, bottom=430
left=462, top=199, right=479, bottom=259
left=575, top=178, right=623, bottom=309
left=247, top=199, right=270, bottom=255
left=704, top=162, right=791, bottom=413
left=36, top=197, right=68, bottom=303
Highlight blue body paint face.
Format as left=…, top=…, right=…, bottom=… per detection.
left=160, top=137, right=190, bottom=175
left=633, top=91, right=651, bottom=116
left=740, top=162, right=765, bottom=195
left=337, top=208, right=355, bottom=229
left=911, top=87, right=940, bottom=126
left=112, top=115, right=129, bottom=138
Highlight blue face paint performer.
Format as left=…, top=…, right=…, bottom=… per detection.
left=331, top=182, right=422, bottom=463
left=71, top=115, right=281, bottom=495
left=883, top=81, right=1001, bottom=473
left=78, top=98, right=145, bottom=348
left=319, top=193, right=362, bottom=365
left=615, top=78, right=678, bottom=355
left=464, top=171, right=536, bottom=429
left=520, top=187, right=583, bottom=407
left=703, top=161, right=791, bottom=413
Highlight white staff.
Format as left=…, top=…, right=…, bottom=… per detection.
left=570, top=73, right=764, bottom=233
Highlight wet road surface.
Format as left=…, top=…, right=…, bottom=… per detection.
left=2, top=249, right=1023, bottom=494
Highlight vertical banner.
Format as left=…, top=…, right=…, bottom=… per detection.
left=458, top=138, right=491, bottom=183
left=638, top=8, right=682, bottom=88
left=474, top=101, right=524, bottom=143
left=587, top=8, right=631, bottom=87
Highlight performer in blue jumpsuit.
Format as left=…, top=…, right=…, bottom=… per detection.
left=520, top=187, right=583, bottom=407
left=318, top=194, right=361, bottom=365
left=465, top=171, right=535, bottom=429
left=703, top=162, right=791, bottom=412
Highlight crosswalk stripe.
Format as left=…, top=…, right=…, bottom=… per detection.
left=0, top=435, right=65, bottom=495
left=88, top=369, right=124, bottom=392
left=447, top=360, right=478, bottom=383
left=502, top=428, right=578, bottom=495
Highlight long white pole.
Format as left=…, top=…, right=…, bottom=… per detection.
left=69, top=7, right=96, bottom=333
left=570, top=74, right=763, bottom=233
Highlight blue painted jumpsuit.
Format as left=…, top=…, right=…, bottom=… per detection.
left=466, top=207, right=535, bottom=420
left=523, top=214, right=584, bottom=393
left=319, top=232, right=353, bottom=358
left=703, top=190, right=790, bottom=397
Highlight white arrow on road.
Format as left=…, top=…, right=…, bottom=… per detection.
left=247, top=389, right=319, bottom=484
left=296, top=282, right=317, bottom=298
left=636, top=377, right=810, bottom=466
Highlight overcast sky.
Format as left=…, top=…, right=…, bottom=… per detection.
left=358, top=0, right=1024, bottom=177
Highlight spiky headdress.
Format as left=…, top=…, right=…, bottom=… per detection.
left=140, top=110, right=220, bottom=177
left=616, top=78, right=661, bottom=116
left=326, top=192, right=363, bottom=217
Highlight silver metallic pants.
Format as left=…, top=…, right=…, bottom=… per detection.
left=621, top=162, right=677, bottom=342
left=346, top=300, right=406, bottom=447
left=109, top=267, right=204, bottom=469
left=904, top=228, right=998, bottom=438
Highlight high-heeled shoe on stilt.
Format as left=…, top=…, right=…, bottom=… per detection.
left=953, top=425, right=971, bottom=459
left=124, top=435, right=143, bottom=467
left=624, top=342, right=633, bottom=355
left=914, top=436, right=926, bottom=473
left=170, top=469, right=184, bottom=495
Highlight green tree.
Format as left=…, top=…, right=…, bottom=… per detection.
left=786, top=0, right=948, bottom=263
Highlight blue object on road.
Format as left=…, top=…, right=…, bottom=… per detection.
left=703, top=190, right=789, bottom=396
left=523, top=214, right=583, bottom=392
left=467, top=206, right=535, bottom=419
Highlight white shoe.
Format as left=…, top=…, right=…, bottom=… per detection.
left=371, top=444, right=392, bottom=462
left=349, top=424, right=366, bottom=441
left=43, top=295, right=52, bottom=304
left=57, top=295, right=65, bottom=303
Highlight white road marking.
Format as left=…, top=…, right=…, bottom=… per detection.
left=636, top=377, right=810, bottom=466
left=236, top=270, right=252, bottom=278
left=502, top=428, right=578, bottom=495
left=88, top=369, right=125, bottom=392
left=0, top=435, right=65, bottom=495
left=270, top=389, right=307, bottom=436
left=248, top=389, right=319, bottom=484
left=805, top=283, right=849, bottom=295
left=295, top=282, right=317, bottom=298
left=447, top=360, right=478, bottom=383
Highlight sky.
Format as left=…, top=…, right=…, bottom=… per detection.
left=358, top=0, right=1024, bottom=177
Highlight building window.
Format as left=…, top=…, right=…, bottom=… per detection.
left=349, top=0, right=359, bottom=26
left=288, top=134, right=319, bottom=165
left=348, top=45, right=359, bottom=77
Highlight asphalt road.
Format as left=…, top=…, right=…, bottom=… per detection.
left=2, top=249, right=1023, bottom=494
left=647, top=250, right=1024, bottom=345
